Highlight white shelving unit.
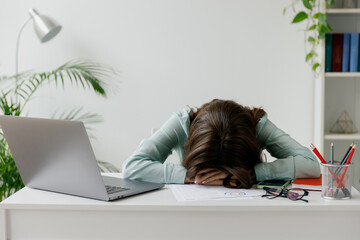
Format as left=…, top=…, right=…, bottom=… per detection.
left=314, top=4, right=360, bottom=190
left=324, top=133, right=360, bottom=140
left=315, top=6, right=360, bottom=154
left=327, top=8, right=360, bottom=14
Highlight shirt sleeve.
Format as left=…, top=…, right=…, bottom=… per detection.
left=122, top=110, right=189, bottom=184
left=254, top=114, right=321, bottom=181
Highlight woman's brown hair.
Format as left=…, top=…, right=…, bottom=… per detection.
left=182, top=99, right=265, bottom=188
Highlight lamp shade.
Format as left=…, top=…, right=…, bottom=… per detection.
left=29, top=8, right=62, bottom=43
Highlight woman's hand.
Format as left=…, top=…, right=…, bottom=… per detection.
left=194, top=168, right=227, bottom=185
left=185, top=168, right=240, bottom=187
left=187, top=168, right=236, bottom=187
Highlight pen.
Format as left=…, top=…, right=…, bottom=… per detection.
left=339, top=144, right=353, bottom=166
left=337, top=144, right=356, bottom=187
left=330, top=144, right=352, bottom=183
left=331, top=143, right=334, bottom=165
left=345, top=144, right=355, bottom=165
left=330, top=142, right=334, bottom=197
left=333, top=143, right=353, bottom=177
left=334, top=144, right=356, bottom=197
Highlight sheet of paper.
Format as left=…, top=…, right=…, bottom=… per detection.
left=169, top=184, right=263, bottom=202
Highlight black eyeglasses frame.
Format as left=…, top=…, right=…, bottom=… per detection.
left=262, top=187, right=309, bottom=203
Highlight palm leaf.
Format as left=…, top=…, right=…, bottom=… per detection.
left=14, top=59, right=119, bottom=110
left=97, top=160, right=120, bottom=173
left=0, top=91, right=21, bottom=116
left=51, top=106, right=104, bottom=138
left=53, top=59, right=119, bottom=96
left=15, top=75, right=42, bottom=105
left=51, top=106, right=103, bottom=125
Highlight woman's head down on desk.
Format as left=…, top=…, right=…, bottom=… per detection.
left=122, top=99, right=320, bottom=189
left=182, top=99, right=264, bottom=189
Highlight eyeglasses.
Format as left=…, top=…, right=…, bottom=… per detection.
left=262, top=187, right=309, bottom=203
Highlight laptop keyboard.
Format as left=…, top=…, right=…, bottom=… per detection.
left=105, top=185, right=130, bottom=194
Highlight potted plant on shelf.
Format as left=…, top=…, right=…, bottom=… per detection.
left=284, top=0, right=334, bottom=71
left=0, top=59, right=119, bottom=201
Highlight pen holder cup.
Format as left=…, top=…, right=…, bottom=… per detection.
left=320, top=162, right=352, bottom=200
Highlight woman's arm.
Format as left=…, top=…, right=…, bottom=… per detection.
left=122, top=109, right=190, bottom=184
left=255, top=114, right=320, bottom=181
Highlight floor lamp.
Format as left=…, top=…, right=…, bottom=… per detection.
left=15, top=8, right=62, bottom=76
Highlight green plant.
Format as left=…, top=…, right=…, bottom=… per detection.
left=0, top=59, right=119, bottom=201
left=284, top=0, right=334, bottom=71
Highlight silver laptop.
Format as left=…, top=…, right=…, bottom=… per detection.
left=0, top=115, right=164, bottom=201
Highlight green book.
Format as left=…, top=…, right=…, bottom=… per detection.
left=325, top=33, right=333, bottom=72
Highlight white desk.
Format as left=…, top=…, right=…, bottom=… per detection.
left=1, top=183, right=360, bottom=240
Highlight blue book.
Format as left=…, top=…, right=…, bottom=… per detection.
left=358, top=38, right=360, bottom=71
left=342, top=33, right=350, bottom=72
left=349, top=33, right=359, bottom=72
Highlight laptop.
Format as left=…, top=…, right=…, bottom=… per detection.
left=0, top=115, right=164, bottom=201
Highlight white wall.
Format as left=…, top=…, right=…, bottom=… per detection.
left=0, top=0, right=313, bottom=169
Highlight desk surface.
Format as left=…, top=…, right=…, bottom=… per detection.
left=2, top=175, right=360, bottom=240
left=2, top=176, right=360, bottom=212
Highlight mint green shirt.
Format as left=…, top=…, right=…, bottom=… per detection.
left=122, top=108, right=320, bottom=184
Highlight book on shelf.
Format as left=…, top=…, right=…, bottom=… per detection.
left=325, top=33, right=360, bottom=73
left=358, top=37, right=360, bottom=72
left=325, top=33, right=333, bottom=72
left=350, top=33, right=359, bottom=72
left=342, top=33, right=350, bottom=72
left=331, top=33, right=344, bottom=72
left=291, top=175, right=322, bottom=191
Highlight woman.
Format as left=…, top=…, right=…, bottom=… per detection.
left=122, top=99, right=320, bottom=188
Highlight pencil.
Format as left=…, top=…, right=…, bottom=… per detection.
left=310, top=143, right=326, bottom=164
left=311, top=143, right=344, bottom=188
